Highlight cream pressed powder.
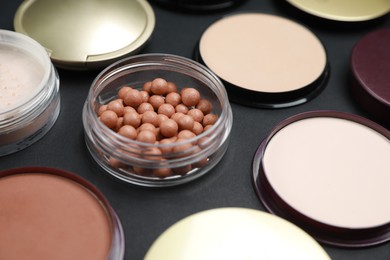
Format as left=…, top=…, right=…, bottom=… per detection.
left=252, top=111, right=390, bottom=247
left=0, top=167, right=124, bottom=260
left=197, top=13, right=328, bottom=108
left=0, top=30, right=60, bottom=156
left=145, top=208, right=330, bottom=260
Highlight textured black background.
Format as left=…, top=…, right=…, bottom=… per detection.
left=1, top=0, right=389, bottom=259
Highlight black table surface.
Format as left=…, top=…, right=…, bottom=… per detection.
left=1, top=0, right=390, bottom=259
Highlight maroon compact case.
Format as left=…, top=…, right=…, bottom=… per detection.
left=251, top=111, right=390, bottom=247
left=350, top=28, right=390, bottom=125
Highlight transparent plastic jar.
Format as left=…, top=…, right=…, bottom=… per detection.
left=83, top=54, right=233, bottom=187
left=0, top=30, right=60, bottom=156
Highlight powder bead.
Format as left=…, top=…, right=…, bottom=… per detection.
left=137, top=130, right=156, bottom=143
left=149, top=95, right=165, bottom=110
left=181, top=88, right=200, bottom=107
left=107, top=100, right=124, bottom=117
left=151, top=78, right=168, bottom=95
left=123, top=111, right=141, bottom=128
left=158, top=103, right=175, bottom=118
left=137, top=102, right=154, bottom=114
left=203, top=113, right=218, bottom=126
left=124, top=89, right=143, bottom=108
left=160, top=119, right=178, bottom=138
left=118, top=125, right=137, bottom=140
left=196, top=99, right=212, bottom=115
left=100, top=110, right=118, bottom=129
left=177, top=115, right=194, bottom=131
left=187, top=108, right=204, bottom=123
left=142, top=111, right=159, bottom=127
left=165, top=92, right=181, bottom=107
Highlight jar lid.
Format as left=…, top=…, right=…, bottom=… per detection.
left=252, top=111, right=390, bottom=247
left=195, top=13, right=329, bottom=108
left=350, top=28, right=390, bottom=125
left=286, top=0, right=390, bottom=22
left=145, top=208, right=330, bottom=260
left=14, top=0, right=155, bottom=70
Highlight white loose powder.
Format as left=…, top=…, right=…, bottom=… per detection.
left=0, top=44, right=44, bottom=113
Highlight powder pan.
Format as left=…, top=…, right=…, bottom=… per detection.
left=14, top=0, right=155, bottom=70
left=252, top=111, right=390, bottom=247
left=350, top=28, right=390, bottom=126
left=195, top=13, right=329, bottom=108
left=0, top=167, right=125, bottom=259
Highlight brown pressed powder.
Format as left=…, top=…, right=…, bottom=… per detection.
left=0, top=172, right=112, bottom=260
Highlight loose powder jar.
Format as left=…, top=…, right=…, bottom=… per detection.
left=0, top=30, right=60, bottom=156
left=252, top=111, right=390, bottom=247
left=0, top=167, right=124, bottom=260
left=196, top=13, right=329, bottom=108
left=83, top=54, right=233, bottom=187
left=144, top=208, right=330, bottom=260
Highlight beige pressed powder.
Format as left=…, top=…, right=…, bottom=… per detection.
left=197, top=13, right=328, bottom=108
left=252, top=111, right=390, bottom=247
left=0, top=167, right=124, bottom=259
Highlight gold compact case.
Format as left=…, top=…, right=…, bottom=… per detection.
left=286, top=0, right=390, bottom=22
left=14, top=0, right=155, bottom=70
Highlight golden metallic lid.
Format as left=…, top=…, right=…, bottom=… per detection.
left=14, top=0, right=155, bottom=70
left=287, top=0, right=390, bottom=22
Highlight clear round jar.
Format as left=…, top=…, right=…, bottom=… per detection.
left=0, top=30, right=60, bottom=156
left=82, top=54, right=233, bottom=187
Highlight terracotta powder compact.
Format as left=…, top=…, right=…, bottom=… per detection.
left=196, top=13, right=329, bottom=108
left=0, top=167, right=124, bottom=260
left=252, top=111, right=390, bottom=247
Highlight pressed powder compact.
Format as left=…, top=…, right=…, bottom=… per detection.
left=0, top=167, right=124, bottom=260
left=196, top=13, right=329, bottom=108
left=252, top=111, right=390, bottom=247
left=145, top=208, right=330, bottom=260
left=14, top=0, right=155, bottom=70
left=151, top=0, right=244, bottom=11
left=350, top=28, right=390, bottom=125
left=286, top=0, right=390, bottom=22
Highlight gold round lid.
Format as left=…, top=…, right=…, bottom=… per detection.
left=145, top=208, right=330, bottom=260
left=14, top=0, right=155, bottom=70
left=287, top=0, right=390, bottom=22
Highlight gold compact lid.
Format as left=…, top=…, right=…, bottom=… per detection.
left=286, top=0, right=390, bottom=22
left=14, top=0, right=155, bottom=70
left=145, top=208, right=330, bottom=260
